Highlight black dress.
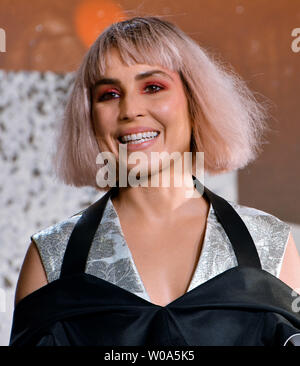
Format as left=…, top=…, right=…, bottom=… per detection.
left=9, top=177, right=300, bottom=346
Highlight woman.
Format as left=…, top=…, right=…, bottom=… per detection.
left=11, top=16, right=300, bottom=346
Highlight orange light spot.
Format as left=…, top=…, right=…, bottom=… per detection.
left=74, top=0, right=126, bottom=48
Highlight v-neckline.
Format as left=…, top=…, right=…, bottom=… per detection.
left=108, top=197, right=213, bottom=305
left=59, top=177, right=262, bottom=309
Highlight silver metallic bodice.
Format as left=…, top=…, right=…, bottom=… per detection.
left=31, top=196, right=291, bottom=303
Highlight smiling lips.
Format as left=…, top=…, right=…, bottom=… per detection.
left=117, top=129, right=160, bottom=151
left=120, top=131, right=159, bottom=144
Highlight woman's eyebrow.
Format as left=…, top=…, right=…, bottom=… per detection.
left=93, top=70, right=174, bottom=88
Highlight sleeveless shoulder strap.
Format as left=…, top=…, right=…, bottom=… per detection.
left=60, top=177, right=261, bottom=279
left=59, top=186, right=118, bottom=279
left=193, top=176, right=261, bottom=269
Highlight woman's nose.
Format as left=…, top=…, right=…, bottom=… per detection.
left=119, top=92, right=144, bottom=121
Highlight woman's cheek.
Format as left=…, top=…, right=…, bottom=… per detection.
left=93, top=109, right=113, bottom=135
left=151, top=102, right=174, bottom=124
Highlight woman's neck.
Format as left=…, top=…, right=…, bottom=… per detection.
left=111, top=169, right=206, bottom=220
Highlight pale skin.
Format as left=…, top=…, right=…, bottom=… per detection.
left=14, top=49, right=300, bottom=307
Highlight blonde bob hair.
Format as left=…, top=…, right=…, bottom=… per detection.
left=53, top=16, right=270, bottom=189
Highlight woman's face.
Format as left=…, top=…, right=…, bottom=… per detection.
left=91, top=48, right=193, bottom=182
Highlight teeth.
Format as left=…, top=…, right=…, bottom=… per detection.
left=120, top=131, right=158, bottom=143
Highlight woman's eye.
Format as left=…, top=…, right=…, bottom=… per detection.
left=98, top=91, right=119, bottom=101
left=144, top=84, right=163, bottom=93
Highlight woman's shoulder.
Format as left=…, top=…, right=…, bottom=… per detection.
left=224, top=199, right=291, bottom=277
left=31, top=209, right=85, bottom=238
left=29, top=197, right=124, bottom=284
left=227, top=199, right=291, bottom=233
left=30, top=210, right=85, bottom=283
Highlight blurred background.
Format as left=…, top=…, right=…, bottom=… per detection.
left=0, top=0, right=299, bottom=345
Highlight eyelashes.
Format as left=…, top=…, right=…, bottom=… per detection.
left=97, top=83, right=165, bottom=102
